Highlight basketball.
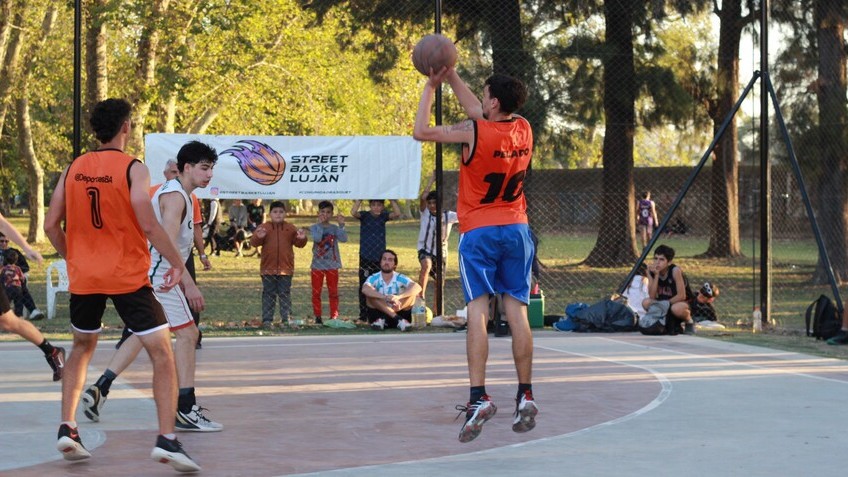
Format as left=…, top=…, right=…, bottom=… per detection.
left=411, top=34, right=457, bottom=76
left=224, top=140, right=287, bottom=186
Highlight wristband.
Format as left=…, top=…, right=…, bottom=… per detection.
left=199, top=254, right=208, bottom=259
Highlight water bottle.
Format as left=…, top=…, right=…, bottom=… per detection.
left=752, top=307, right=762, bottom=333
left=412, top=297, right=427, bottom=328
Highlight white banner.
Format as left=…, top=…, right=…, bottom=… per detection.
left=144, top=134, right=422, bottom=199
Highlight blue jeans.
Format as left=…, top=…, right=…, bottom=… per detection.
left=262, top=275, right=293, bottom=323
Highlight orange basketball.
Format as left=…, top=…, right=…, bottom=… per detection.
left=412, top=34, right=457, bottom=76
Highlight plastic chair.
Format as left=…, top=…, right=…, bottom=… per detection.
left=45, top=259, right=69, bottom=320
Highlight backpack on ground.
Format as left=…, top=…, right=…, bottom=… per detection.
left=638, top=300, right=671, bottom=335
left=805, top=295, right=841, bottom=340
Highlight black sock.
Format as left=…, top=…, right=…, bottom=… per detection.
left=96, top=369, right=118, bottom=397
left=178, top=387, right=196, bottom=414
left=517, top=383, right=532, bottom=399
left=37, top=339, right=54, bottom=355
left=469, top=386, right=486, bottom=404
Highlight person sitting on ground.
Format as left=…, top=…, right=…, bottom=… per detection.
left=1, top=249, right=26, bottom=317
left=0, top=232, right=44, bottom=319
left=227, top=199, right=249, bottom=256
left=641, top=244, right=696, bottom=334
left=361, top=249, right=422, bottom=332
left=622, top=262, right=649, bottom=317
left=690, top=281, right=720, bottom=323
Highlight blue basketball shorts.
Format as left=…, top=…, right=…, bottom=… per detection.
left=458, top=223, right=534, bottom=304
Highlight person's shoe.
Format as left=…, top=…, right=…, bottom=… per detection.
left=29, top=308, right=45, bottom=320
left=315, top=316, right=323, bottom=325
left=176, top=405, right=224, bottom=432
left=398, top=319, right=412, bottom=332
left=370, top=318, right=386, bottom=331
left=46, top=347, right=65, bottom=382
left=261, top=321, right=272, bottom=330
left=683, top=322, right=696, bottom=335
left=151, top=435, right=202, bottom=472
left=827, top=330, right=848, bottom=345
left=456, top=394, right=497, bottom=443
left=56, top=424, right=91, bottom=461
left=82, top=384, right=107, bottom=422
left=512, top=390, right=539, bottom=433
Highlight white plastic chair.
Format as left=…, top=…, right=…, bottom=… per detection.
left=45, top=259, right=69, bottom=320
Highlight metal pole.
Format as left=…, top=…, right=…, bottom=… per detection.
left=433, top=0, right=445, bottom=316
left=73, top=0, right=82, bottom=158
left=759, top=0, right=771, bottom=326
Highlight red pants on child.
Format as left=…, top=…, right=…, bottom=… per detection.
left=311, top=268, right=339, bottom=318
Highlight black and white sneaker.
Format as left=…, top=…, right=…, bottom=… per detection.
left=46, top=347, right=65, bottom=382
left=82, top=384, right=106, bottom=422
left=56, top=424, right=91, bottom=461
left=151, top=435, right=201, bottom=472
left=512, top=390, right=539, bottom=433
left=176, top=405, right=223, bottom=432
left=455, top=394, right=497, bottom=443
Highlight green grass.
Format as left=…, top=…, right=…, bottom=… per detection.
left=4, top=213, right=848, bottom=361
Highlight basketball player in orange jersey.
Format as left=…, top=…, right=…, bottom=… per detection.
left=413, top=67, right=538, bottom=443
left=44, top=98, right=201, bottom=472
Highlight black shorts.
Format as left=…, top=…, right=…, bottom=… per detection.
left=70, top=286, right=167, bottom=334
left=0, top=286, right=10, bottom=315
left=417, top=249, right=445, bottom=278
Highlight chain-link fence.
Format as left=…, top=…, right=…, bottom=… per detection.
left=268, top=0, right=845, bottom=330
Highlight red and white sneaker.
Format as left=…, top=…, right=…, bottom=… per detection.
left=512, top=390, right=539, bottom=433
left=456, top=394, right=497, bottom=443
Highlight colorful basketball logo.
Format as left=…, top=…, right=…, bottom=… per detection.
left=222, top=140, right=286, bottom=186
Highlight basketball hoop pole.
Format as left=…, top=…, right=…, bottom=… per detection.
left=73, top=0, right=82, bottom=158
left=759, top=0, right=771, bottom=326
left=433, top=0, right=445, bottom=317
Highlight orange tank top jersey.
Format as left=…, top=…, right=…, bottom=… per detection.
left=457, top=116, right=533, bottom=233
left=65, top=149, right=151, bottom=294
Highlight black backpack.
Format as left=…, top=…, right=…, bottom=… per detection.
left=805, top=295, right=841, bottom=340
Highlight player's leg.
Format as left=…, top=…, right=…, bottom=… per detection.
left=496, top=223, right=538, bottom=433
left=326, top=269, right=339, bottom=319
left=311, top=269, right=324, bottom=320
left=82, top=334, right=143, bottom=422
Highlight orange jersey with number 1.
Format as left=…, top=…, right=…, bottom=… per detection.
left=457, top=116, right=533, bottom=233
left=65, top=149, right=151, bottom=294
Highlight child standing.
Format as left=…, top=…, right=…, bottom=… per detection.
left=250, top=201, right=308, bottom=326
left=351, top=198, right=401, bottom=320
left=310, top=201, right=348, bottom=324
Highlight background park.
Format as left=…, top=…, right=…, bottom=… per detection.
left=0, top=0, right=847, bottom=360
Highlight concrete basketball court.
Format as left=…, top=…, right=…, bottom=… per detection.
left=1, top=331, right=847, bottom=476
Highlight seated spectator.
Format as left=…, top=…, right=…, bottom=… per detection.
left=641, top=244, right=696, bottom=334
left=228, top=199, right=249, bottom=256
left=623, top=262, right=649, bottom=317
left=1, top=250, right=26, bottom=316
left=691, top=281, right=720, bottom=323
left=0, top=233, right=43, bottom=319
left=361, top=249, right=422, bottom=332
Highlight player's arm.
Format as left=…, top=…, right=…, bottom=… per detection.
left=351, top=199, right=363, bottom=219
left=129, top=162, right=184, bottom=291
left=651, top=202, right=659, bottom=224
left=413, top=71, right=474, bottom=144
left=420, top=171, right=435, bottom=212
left=159, top=192, right=205, bottom=311
left=646, top=264, right=659, bottom=300
left=1, top=212, right=42, bottom=265
left=444, top=67, right=484, bottom=120
left=44, top=167, right=70, bottom=258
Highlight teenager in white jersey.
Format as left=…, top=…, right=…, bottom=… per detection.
left=81, top=141, right=222, bottom=432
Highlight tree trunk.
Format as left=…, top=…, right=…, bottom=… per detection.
left=703, top=0, right=743, bottom=258
left=585, top=0, right=637, bottom=266
left=0, top=0, right=12, bottom=69
left=17, top=97, right=44, bottom=242
left=84, top=0, right=109, bottom=150
left=813, top=0, right=848, bottom=283
left=0, top=0, right=25, bottom=140
left=128, top=0, right=171, bottom=155
left=13, top=3, right=56, bottom=242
